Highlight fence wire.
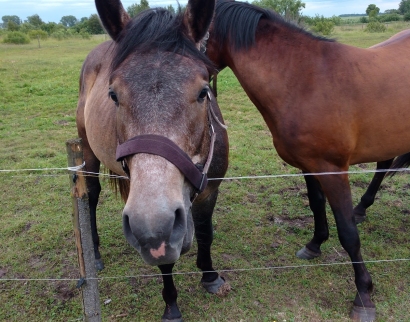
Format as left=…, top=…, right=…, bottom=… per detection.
left=1, top=163, right=409, bottom=283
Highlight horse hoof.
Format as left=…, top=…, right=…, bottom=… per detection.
left=95, top=259, right=104, bottom=271
left=355, top=215, right=367, bottom=224
left=296, top=246, right=321, bottom=260
left=162, top=318, right=182, bottom=322
left=202, top=276, right=231, bottom=296
left=350, top=305, right=376, bottom=321
left=353, top=205, right=366, bottom=224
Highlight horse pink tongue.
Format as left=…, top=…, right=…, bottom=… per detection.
left=150, top=242, right=166, bottom=259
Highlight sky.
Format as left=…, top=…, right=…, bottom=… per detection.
left=0, top=0, right=402, bottom=23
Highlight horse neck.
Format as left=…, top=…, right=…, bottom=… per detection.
left=223, top=19, right=340, bottom=111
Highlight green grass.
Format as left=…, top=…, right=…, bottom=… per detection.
left=333, top=21, right=410, bottom=47
left=1, top=26, right=410, bottom=321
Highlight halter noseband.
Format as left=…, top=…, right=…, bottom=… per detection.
left=115, top=93, right=226, bottom=197
left=116, top=134, right=208, bottom=193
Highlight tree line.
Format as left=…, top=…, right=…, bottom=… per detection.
left=2, top=0, right=410, bottom=44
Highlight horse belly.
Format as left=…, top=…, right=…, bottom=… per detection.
left=352, top=107, right=410, bottom=164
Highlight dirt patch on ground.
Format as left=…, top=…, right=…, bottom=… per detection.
left=323, top=247, right=349, bottom=262
left=273, top=215, right=314, bottom=228
left=28, top=255, right=48, bottom=273
left=54, top=120, right=69, bottom=126
left=55, top=282, right=76, bottom=301
left=278, top=185, right=305, bottom=196
left=0, top=267, right=8, bottom=278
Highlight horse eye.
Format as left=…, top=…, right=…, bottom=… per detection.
left=198, top=88, right=209, bottom=102
left=108, top=90, right=119, bottom=105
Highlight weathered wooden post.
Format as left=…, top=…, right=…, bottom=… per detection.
left=66, top=138, right=102, bottom=322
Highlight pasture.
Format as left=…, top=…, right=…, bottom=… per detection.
left=1, top=23, right=410, bottom=321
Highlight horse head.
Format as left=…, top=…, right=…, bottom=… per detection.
left=94, top=0, right=221, bottom=266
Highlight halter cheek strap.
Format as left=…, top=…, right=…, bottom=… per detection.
left=116, top=134, right=209, bottom=193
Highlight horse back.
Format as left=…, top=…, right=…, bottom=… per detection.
left=370, top=28, right=410, bottom=49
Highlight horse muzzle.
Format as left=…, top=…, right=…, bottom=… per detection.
left=122, top=203, right=194, bottom=266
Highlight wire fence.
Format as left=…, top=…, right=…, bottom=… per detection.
left=1, top=160, right=409, bottom=322
left=2, top=164, right=410, bottom=180
left=1, top=163, right=409, bottom=283
left=1, top=258, right=409, bottom=283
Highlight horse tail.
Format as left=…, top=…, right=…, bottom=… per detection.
left=388, top=152, right=410, bottom=177
left=109, top=170, right=130, bottom=202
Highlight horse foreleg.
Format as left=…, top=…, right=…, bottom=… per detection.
left=296, top=174, right=328, bottom=260
left=318, top=172, right=375, bottom=321
left=192, top=190, right=228, bottom=295
left=158, top=263, right=182, bottom=322
left=353, top=159, right=394, bottom=224
left=87, top=173, right=103, bottom=271
left=80, top=135, right=104, bottom=271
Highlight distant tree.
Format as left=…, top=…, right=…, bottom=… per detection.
left=7, top=20, right=20, bottom=31
left=19, top=22, right=36, bottom=33
left=87, top=14, right=104, bottom=34
left=3, top=31, right=30, bottom=44
left=252, top=0, right=305, bottom=20
left=303, top=15, right=335, bottom=35
left=359, top=16, right=369, bottom=23
left=365, top=20, right=386, bottom=32
left=366, top=4, right=380, bottom=19
left=384, top=9, right=399, bottom=14
left=166, top=4, right=176, bottom=15
left=398, top=0, right=410, bottom=14
left=28, top=30, right=48, bottom=47
left=379, top=13, right=401, bottom=22
left=26, top=14, right=44, bottom=28
left=2, top=15, right=21, bottom=26
left=127, top=0, right=150, bottom=17
left=71, top=17, right=88, bottom=33
left=60, top=15, right=78, bottom=28
left=41, top=22, right=60, bottom=35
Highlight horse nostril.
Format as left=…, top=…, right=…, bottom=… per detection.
left=169, top=207, right=186, bottom=245
left=123, top=213, right=130, bottom=233
left=122, top=213, right=137, bottom=245
left=173, top=208, right=184, bottom=231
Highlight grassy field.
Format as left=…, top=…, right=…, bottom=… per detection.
left=1, top=23, right=410, bottom=321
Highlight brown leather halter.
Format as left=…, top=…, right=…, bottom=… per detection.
left=115, top=92, right=226, bottom=196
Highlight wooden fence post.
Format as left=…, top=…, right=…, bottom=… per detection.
left=66, top=138, right=102, bottom=322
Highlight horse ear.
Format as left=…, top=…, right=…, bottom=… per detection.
left=95, top=0, right=131, bottom=41
left=183, top=0, right=216, bottom=44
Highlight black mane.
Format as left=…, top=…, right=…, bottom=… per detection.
left=112, top=8, right=214, bottom=72
left=213, top=0, right=334, bottom=51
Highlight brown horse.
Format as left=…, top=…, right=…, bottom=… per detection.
left=206, top=0, right=410, bottom=320
left=353, top=30, right=410, bottom=223
left=76, top=0, right=229, bottom=320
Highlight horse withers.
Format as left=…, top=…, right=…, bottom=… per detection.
left=76, top=0, right=229, bottom=320
left=206, top=0, right=410, bottom=320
